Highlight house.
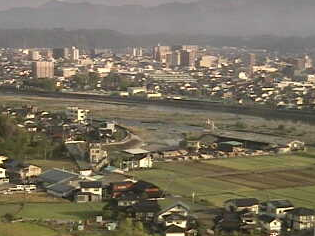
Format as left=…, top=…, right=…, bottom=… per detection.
left=214, top=212, right=241, bottom=232
left=4, top=159, right=42, bottom=180
left=164, top=214, right=188, bottom=229
left=224, top=198, right=259, bottom=214
left=164, top=224, right=186, bottom=236
left=286, top=207, right=315, bottom=231
left=47, top=183, right=76, bottom=198
left=76, top=181, right=103, bottom=203
left=38, top=168, right=79, bottom=186
left=267, top=200, right=294, bottom=217
left=218, top=141, right=243, bottom=152
left=38, top=168, right=80, bottom=198
left=0, top=167, right=9, bottom=184
left=117, top=192, right=141, bottom=207
left=123, top=149, right=152, bottom=170
left=123, top=155, right=153, bottom=170
left=156, top=201, right=190, bottom=224
left=127, top=200, right=161, bottom=222
left=131, top=180, right=163, bottom=199
left=259, top=215, right=282, bottom=232
left=0, top=156, right=8, bottom=164
left=89, top=143, right=108, bottom=164
left=110, top=181, right=134, bottom=198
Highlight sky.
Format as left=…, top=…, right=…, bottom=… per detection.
left=0, top=0, right=199, bottom=11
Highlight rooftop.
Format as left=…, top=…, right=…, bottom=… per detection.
left=80, top=181, right=102, bottom=189
left=124, top=148, right=150, bottom=155
left=225, top=198, right=259, bottom=207
left=38, top=168, right=79, bottom=184
left=268, top=199, right=294, bottom=208
left=211, top=130, right=302, bottom=146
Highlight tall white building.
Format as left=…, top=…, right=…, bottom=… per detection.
left=66, top=107, right=89, bottom=124
left=70, top=47, right=80, bottom=62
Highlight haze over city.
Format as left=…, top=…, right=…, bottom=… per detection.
left=1, top=1, right=315, bottom=236
left=0, top=0, right=314, bottom=36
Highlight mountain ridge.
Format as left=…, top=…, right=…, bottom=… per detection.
left=0, top=0, right=314, bottom=36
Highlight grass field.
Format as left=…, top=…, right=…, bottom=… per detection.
left=0, top=203, right=21, bottom=216
left=131, top=153, right=315, bottom=208
left=17, top=202, right=104, bottom=220
left=0, top=222, right=58, bottom=236
left=0, top=192, right=68, bottom=203
left=28, top=159, right=78, bottom=171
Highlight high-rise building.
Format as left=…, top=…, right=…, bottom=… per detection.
left=166, top=51, right=181, bottom=68
left=70, top=47, right=80, bottom=62
left=305, top=55, right=313, bottom=69
left=53, top=48, right=69, bottom=59
left=153, top=45, right=171, bottom=62
left=132, top=47, right=143, bottom=57
left=179, top=50, right=190, bottom=67
left=248, top=53, right=256, bottom=77
left=182, top=45, right=198, bottom=67
left=29, top=50, right=40, bottom=61
left=32, top=61, right=54, bottom=79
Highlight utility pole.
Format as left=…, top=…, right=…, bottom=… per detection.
left=192, top=192, right=196, bottom=204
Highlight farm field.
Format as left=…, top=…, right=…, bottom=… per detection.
left=0, top=222, right=58, bottom=236
left=17, top=202, right=104, bottom=220
left=208, top=154, right=315, bottom=171
left=131, top=154, right=315, bottom=208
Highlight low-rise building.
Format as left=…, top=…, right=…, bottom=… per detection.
left=76, top=181, right=103, bottom=203
left=224, top=198, right=259, bottom=214
left=259, top=215, right=282, bottom=232
left=66, top=107, right=89, bottom=124
left=267, top=200, right=294, bottom=217
left=287, top=207, right=315, bottom=231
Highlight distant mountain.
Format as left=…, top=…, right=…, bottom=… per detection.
left=1, top=28, right=315, bottom=53
left=0, top=0, right=314, bottom=36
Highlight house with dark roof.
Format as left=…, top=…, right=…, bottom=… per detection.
left=47, top=183, right=76, bottom=198
left=110, top=181, right=134, bottom=198
left=38, top=168, right=79, bottom=186
left=126, top=200, right=161, bottom=222
left=214, top=212, right=241, bottom=232
left=4, top=159, right=42, bottom=181
left=38, top=168, right=80, bottom=199
left=259, top=214, right=282, bottom=232
left=224, top=198, right=259, bottom=214
left=117, top=192, right=141, bottom=207
left=75, top=181, right=103, bottom=203
left=131, top=180, right=164, bottom=199
left=286, top=207, right=315, bottom=231
left=266, top=200, right=294, bottom=217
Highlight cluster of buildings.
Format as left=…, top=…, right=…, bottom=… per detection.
left=215, top=197, right=315, bottom=236
left=1, top=45, right=315, bottom=110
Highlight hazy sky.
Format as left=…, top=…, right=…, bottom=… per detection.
left=0, top=0, right=199, bottom=11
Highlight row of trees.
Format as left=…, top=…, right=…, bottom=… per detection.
left=72, top=72, right=140, bottom=91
